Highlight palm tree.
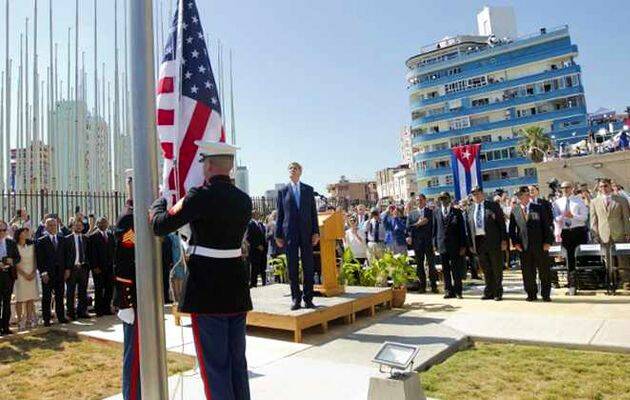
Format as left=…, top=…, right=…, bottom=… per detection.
left=517, top=126, right=555, bottom=163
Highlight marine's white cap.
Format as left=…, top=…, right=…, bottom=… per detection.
left=195, top=140, right=239, bottom=160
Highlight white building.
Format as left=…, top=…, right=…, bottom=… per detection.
left=376, top=164, right=418, bottom=203
left=264, top=183, right=287, bottom=202
left=235, top=165, right=250, bottom=194
left=400, top=126, right=414, bottom=165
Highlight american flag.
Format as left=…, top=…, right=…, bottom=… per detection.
left=157, top=0, right=225, bottom=203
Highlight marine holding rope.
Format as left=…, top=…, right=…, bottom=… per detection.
left=150, top=140, right=253, bottom=400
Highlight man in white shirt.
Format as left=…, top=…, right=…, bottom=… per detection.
left=553, top=181, right=588, bottom=294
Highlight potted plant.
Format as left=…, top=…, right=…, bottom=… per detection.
left=384, top=252, right=417, bottom=308
left=339, top=248, right=362, bottom=286
left=269, top=254, right=288, bottom=283
left=362, top=256, right=389, bottom=287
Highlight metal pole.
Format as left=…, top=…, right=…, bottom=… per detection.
left=128, top=0, right=168, bottom=398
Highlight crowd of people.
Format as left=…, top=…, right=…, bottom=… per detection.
left=333, top=178, right=630, bottom=301
left=0, top=207, right=185, bottom=336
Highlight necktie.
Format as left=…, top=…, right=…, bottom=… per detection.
left=78, top=236, right=83, bottom=263
left=565, top=198, right=572, bottom=228
left=521, top=205, right=528, bottom=220
left=103, top=231, right=108, bottom=243
left=52, top=235, right=57, bottom=249
left=293, top=183, right=300, bottom=208
left=374, top=221, right=380, bottom=242
left=475, top=203, right=483, bottom=229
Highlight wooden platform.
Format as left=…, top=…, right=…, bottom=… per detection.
left=246, top=285, right=392, bottom=343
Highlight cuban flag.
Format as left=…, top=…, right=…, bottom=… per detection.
left=451, top=144, right=482, bottom=201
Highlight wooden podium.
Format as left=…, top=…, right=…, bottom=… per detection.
left=314, top=211, right=345, bottom=297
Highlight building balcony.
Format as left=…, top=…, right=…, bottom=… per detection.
left=412, top=105, right=587, bottom=145
left=413, top=125, right=589, bottom=163
left=413, top=85, right=584, bottom=125
left=406, top=26, right=570, bottom=78
left=418, top=157, right=531, bottom=179
left=410, top=65, right=581, bottom=108
left=420, top=175, right=538, bottom=197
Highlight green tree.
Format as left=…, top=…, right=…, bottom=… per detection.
left=517, top=126, right=554, bottom=163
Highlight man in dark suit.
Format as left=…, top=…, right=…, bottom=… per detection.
left=0, top=220, right=20, bottom=335
left=65, top=218, right=91, bottom=319
left=467, top=186, right=508, bottom=301
left=36, top=217, right=69, bottom=326
left=406, top=194, right=438, bottom=293
left=247, top=211, right=268, bottom=287
left=89, top=217, right=116, bottom=316
left=275, top=162, right=320, bottom=310
left=433, top=192, right=467, bottom=299
left=509, top=186, right=554, bottom=302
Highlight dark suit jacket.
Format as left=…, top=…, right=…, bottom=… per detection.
left=531, top=197, right=554, bottom=237
left=246, top=220, right=267, bottom=260
left=36, top=233, right=67, bottom=278
left=509, top=202, right=553, bottom=252
left=275, top=182, right=320, bottom=243
left=64, top=233, right=90, bottom=270
left=406, top=208, right=434, bottom=246
left=89, top=230, right=116, bottom=270
left=433, top=206, right=467, bottom=255
left=0, top=238, right=21, bottom=280
left=466, top=200, right=508, bottom=252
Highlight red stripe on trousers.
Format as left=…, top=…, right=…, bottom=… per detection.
left=176, top=102, right=212, bottom=199
left=157, top=109, right=175, bottom=126
left=130, top=319, right=140, bottom=400
left=191, top=314, right=213, bottom=400
left=157, top=77, right=174, bottom=94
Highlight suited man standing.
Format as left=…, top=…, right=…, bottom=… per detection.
left=275, top=162, right=320, bottom=310
left=467, top=187, right=508, bottom=301
left=65, top=218, right=91, bottom=319
left=433, top=192, right=467, bottom=299
left=509, top=186, right=554, bottom=302
left=406, top=194, right=438, bottom=293
left=590, top=178, right=630, bottom=287
left=36, top=218, right=69, bottom=325
left=0, top=220, right=20, bottom=335
left=89, top=217, right=116, bottom=316
left=247, top=211, right=268, bottom=287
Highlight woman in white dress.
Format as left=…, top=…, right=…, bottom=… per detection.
left=13, top=227, right=38, bottom=330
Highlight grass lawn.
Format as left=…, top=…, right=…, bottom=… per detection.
left=0, top=330, right=196, bottom=400
left=422, top=342, right=630, bottom=400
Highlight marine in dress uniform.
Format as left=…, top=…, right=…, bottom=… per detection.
left=151, top=140, right=253, bottom=400
left=114, top=171, right=141, bottom=400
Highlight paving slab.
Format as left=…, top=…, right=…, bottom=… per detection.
left=589, top=319, right=630, bottom=352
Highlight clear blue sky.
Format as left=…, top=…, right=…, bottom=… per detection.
left=4, top=0, right=630, bottom=194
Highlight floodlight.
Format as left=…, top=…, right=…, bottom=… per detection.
left=372, top=342, right=420, bottom=375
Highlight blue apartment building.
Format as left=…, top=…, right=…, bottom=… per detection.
left=406, top=21, right=588, bottom=197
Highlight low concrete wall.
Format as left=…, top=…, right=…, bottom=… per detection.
left=536, top=151, right=630, bottom=189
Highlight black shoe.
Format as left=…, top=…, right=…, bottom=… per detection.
left=77, top=314, right=91, bottom=319
left=44, top=321, right=51, bottom=327
left=481, top=295, right=493, bottom=300
left=2, top=329, right=13, bottom=335
left=418, top=288, right=427, bottom=294
left=431, top=287, right=439, bottom=294
left=525, top=297, right=538, bottom=302
left=542, top=297, right=552, bottom=302
left=456, top=294, right=463, bottom=299
left=443, top=293, right=456, bottom=299
left=58, top=318, right=70, bottom=324
left=304, top=300, right=316, bottom=309
left=290, top=302, right=301, bottom=311
left=494, top=296, right=503, bottom=301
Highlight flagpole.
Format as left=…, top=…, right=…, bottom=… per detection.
left=74, top=0, right=79, bottom=190
left=113, top=0, right=120, bottom=190
left=4, top=0, right=11, bottom=202
left=128, top=1, right=168, bottom=398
